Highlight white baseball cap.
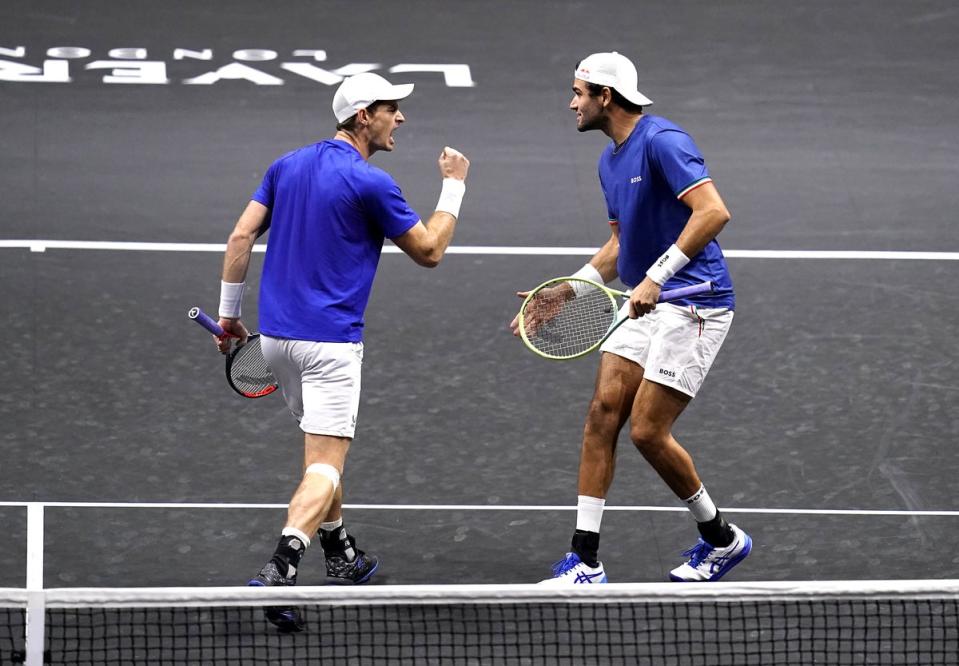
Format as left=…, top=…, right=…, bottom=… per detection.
left=574, top=52, right=653, bottom=107
left=331, top=72, right=414, bottom=123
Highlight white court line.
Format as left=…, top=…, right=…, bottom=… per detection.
left=25, top=504, right=43, bottom=589
left=24, top=504, right=46, bottom=666
left=0, top=239, right=958, bottom=260
left=2, top=501, right=959, bottom=517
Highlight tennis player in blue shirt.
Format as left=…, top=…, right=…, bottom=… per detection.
left=214, top=72, right=469, bottom=630
left=512, top=52, right=750, bottom=584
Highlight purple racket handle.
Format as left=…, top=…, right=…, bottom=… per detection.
left=659, top=281, right=713, bottom=302
left=188, top=306, right=226, bottom=337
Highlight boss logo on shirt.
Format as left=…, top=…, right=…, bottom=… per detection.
left=630, top=175, right=643, bottom=183
left=658, top=368, right=677, bottom=378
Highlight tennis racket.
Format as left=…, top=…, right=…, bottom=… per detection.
left=188, top=307, right=278, bottom=398
left=518, top=278, right=713, bottom=360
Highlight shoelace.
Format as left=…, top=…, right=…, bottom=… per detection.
left=681, top=540, right=715, bottom=567
left=551, top=553, right=581, bottom=576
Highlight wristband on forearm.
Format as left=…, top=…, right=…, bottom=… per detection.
left=570, top=263, right=604, bottom=297
left=645, top=244, right=690, bottom=286
left=436, top=178, right=466, bottom=218
left=219, top=281, right=245, bottom=318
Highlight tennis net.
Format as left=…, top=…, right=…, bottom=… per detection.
left=2, top=581, right=958, bottom=665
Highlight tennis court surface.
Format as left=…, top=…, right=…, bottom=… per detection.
left=2, top=0, right=958, bottom=662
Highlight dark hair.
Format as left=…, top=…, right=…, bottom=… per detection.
left=584, top=81, right=644, bottom=114
left=336, top=100, right=389, bottom=131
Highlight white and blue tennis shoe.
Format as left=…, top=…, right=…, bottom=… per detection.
left=538, top=552, right=607, bottom=585
left=669, top=524, right=752, bottom=582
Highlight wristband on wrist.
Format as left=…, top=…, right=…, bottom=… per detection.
left=219, top=281, right=246, bottom=319
left=436, top=178, right=466, bottom=218
left=570, top=263, right=604, bottom=297
left=645, top=243, right=690, bottom=286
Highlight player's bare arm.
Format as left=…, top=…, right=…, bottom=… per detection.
left=223, top=200, right=270, bottom=283
left=674, top=181, right=731, bottom=257
left=392, top=146, right=469, bottom=267
left=216, top=200, right=270, bottom=351
left=629, top=182, right=730, bottom=317
left=590, top=224, right=621, bottom=283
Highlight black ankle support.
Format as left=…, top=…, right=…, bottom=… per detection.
left=274, top=534, right=307, bottom=571
left=697, top=512, right=734, bottom=548
left=571, top=529, right=601, bottom=568
left=320, top=526, right=358, bottom=563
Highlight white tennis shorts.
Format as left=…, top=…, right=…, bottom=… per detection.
left=599, top=301, right=734, bottom=398
left=260, top=336, right=363, bottom=438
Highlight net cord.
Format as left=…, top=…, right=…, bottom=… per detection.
left=2, top=581, right=958, bottom=610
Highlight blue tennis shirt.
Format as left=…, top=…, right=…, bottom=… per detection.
left=598, top=115, right=735, bottom=310
left=253, top=140, right=420, bottom=341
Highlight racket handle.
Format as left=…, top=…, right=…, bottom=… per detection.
left=659, top=281, right=713, bottom=302
left=188, top=306, right=225, bottom=337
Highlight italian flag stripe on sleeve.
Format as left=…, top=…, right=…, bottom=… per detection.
left=677, top=177, right=712, bottom=200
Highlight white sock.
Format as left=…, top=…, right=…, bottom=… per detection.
left=319, top=518, right=343, bottom=532
left=683, top=484, right=718, bottom=523
left=575, top=495, right=606, bottom=533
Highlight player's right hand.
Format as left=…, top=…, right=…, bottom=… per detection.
left=438, top=146, right=470, bottom=181
left=216, top=317, right=249, bottom=353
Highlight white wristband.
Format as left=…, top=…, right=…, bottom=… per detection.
left=645, top=243, right=690, bottom=286
left=436, top=178, right=466, bottom=218
left=219, top=281, right=246, bottom=319
left=570, top=263, right=604, bottom=297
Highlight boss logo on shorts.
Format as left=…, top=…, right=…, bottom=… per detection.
left=658, top=368, right=677, bottom=378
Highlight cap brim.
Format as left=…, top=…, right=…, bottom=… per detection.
left=620, top=88, right=653, bottom=106
left=379, top=82, right=414, bottom=102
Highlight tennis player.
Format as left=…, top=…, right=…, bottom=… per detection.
left=214, top=72, right=469, bottom=628
left=511, top=52, right=750, bottom=584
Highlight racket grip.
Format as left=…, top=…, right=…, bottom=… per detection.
left=659, top=281, right=713, bottom=302
left=188, top=306, right=225, bottom=337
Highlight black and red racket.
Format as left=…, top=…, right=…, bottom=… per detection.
left=188, top=307, right=278, bottom=399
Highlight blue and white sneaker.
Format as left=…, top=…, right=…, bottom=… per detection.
left=538, top=552, right=607, bottom=585
left=669, top=524, right=752, bottom=582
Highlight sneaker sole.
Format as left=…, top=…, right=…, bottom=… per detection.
left=248, top=579, right=304, bottom=632
left=265, top=607, right=305, bottom=633
left=668, top=534, right=753, bottom=583
left=325, top=559, right=379, bottom=586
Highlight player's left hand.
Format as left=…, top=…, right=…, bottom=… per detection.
left=628, top=277, right=661, bottom=318
left=509, top=282, right=574, bottom=336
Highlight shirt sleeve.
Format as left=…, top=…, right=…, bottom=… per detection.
left=648, top=129, right=711, bottom=199
left=252, top=161, right=278, bottom=209
left=361, top=169, right=421, bottom=239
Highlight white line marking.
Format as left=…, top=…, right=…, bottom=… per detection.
left=3, top=501, right=959, bottom=517
left=24, top=504, right=46, bottom=666
left=0, top=239, right=958, bottom=260
left=26, top=503, right=43, bottom=589
left=25, top=590, right=45, bottom=666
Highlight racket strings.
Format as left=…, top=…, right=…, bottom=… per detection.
left=229, top=337, right=276, bottom=395
left=523, top=285, right=617, bottom=358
